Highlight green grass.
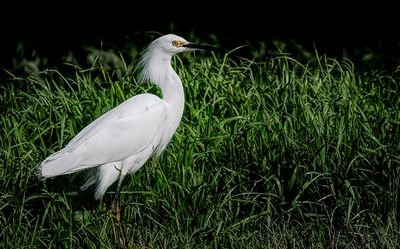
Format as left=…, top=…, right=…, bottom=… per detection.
left=1, top=43, right=400, bottom=248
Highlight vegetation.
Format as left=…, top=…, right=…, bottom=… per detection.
left=1, top=38, right=399, bottom=248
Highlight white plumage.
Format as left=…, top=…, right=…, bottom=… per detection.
left=39, top=34, right=211, bottom=201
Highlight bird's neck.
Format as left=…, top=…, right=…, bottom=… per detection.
left=149, top=55, right=185, bottom=118
left=160, top=65, right=185, bottom=109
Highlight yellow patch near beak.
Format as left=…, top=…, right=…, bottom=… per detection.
left=172, top=40, right=186, bottom=47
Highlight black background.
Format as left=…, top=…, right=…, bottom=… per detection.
left=1, top=1, right=399, bottom=69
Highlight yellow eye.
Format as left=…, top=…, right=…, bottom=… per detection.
left=172, top=40, right=179, bottom=47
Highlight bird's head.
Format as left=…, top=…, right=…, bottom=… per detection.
left=138, top=34, right=219, bottom=85
left=152, top=34, right=219, bottom=55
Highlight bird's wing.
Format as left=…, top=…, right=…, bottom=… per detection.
left=40, top=94, right=168, bottom=177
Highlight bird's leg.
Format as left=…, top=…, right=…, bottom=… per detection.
left=111, top=182, right=121, bottom=224
left=110, top=171, right=127, bottom=248
left=111, top=169, right=125, bottom=223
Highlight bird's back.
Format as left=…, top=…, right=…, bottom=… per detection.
left=39, top=93, right=170, bottom=178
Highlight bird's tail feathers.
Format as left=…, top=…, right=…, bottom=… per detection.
left=39, top=149, right=94, bottom=178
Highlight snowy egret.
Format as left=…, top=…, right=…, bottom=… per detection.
left=39, top=34, right=217, bottom=218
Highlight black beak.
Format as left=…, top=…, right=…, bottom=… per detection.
left=183, top=43, right=221, bottom=52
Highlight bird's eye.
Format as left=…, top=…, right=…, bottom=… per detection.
left=172, top=40, right=179, bottom=47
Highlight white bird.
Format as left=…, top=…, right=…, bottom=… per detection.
left=39, top=34, right=217, bottom=218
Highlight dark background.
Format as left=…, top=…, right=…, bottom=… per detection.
left=1, top=1, right=399, bottom=70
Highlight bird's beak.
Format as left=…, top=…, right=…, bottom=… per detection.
left=183, top=43, right=221, bottom=52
